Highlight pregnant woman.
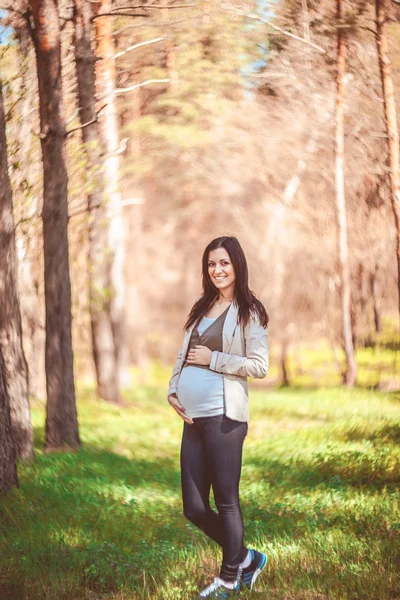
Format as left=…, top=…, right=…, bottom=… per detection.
left=167, top=236, right=269, bottom=599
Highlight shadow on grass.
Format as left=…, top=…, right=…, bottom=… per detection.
left=30, top=419, right=182, bottom=486
left=0, top=433, right=189, bottom=599
left=245, top=448, right=400, bottom=492
left=241, top=437, right=400, bottom=542
left=337, top=422, right=400, bottom=444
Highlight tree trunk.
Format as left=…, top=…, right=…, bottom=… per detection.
left=29, top=0, right=80, bottom=450
left=14, top=41, right=46, bottom=401
left=371, top=265, right=383, bottom=333
left=0, top=351, right=19, bottom=494
left=375, top=0, right=400, bottom=322
left=124, top=74, right=148, bottom=379
left=358, top=263, right=369, bottom=312
left=161, top=0, right=178, bottom=90
left=0, top=78, right=34, bottom=461
left=335, top=0, right=357, bottom=386
left=93, top=0, right=130, bottom=394
left=280, top=339, right=290, bottom=387
left=73, top=0, right=121, bottom=403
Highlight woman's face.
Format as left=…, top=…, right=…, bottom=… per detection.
left=208, top=247, right=236, bottom=297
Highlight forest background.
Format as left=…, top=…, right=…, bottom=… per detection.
left=0, top=0, right=400, bottom=598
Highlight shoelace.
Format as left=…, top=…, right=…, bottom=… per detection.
left=199, top=578, right=221, bottom=597
left=199, top=578, right=234, bottom=597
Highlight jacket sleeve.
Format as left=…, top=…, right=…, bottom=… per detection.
left=209, top=314, right=268, bottom=379
left=168, top=343, right=185, bottom=396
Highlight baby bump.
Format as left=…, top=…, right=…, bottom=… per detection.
left=178, top=366, right=225, bottom=418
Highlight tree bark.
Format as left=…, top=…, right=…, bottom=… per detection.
left=0, top=78, right=22, bottom=476
left=357, top=263, right=369, bottom=312
left=73, top=0, right=121, bottom=403
left=0, top=351, right=19, bottom=494
left=29, top=0, right=80, bottom=450
left=335, top=0, right=357, bottom=386
left=161, top=0, right=178, bottom=90
left=93, top=0, right=130, bottom=395
left=371, top=265, right=383, bottom=333
left=280, top=339, right=290, bottom=387
left=375, top=0, right=400, bottom=322
left=14, top=41, right=46, bottom=401
left=0, top=78, right=34, bottom=461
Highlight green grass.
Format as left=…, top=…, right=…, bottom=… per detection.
left=265, top=340, right=399, bottom=389
left=1, top=331, right=400, bottom=600
left=1, top=385, right=399, bottom=599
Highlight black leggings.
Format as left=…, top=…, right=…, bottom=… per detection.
left=180, top=414, right=248, bottom=582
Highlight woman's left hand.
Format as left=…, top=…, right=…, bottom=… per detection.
left=187, top=345, right=212, bottom=366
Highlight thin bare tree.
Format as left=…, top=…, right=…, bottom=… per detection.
left=335, top=0, right=357, bottom=385
left=93, top=0, right=130, bottom=397
left=73, top=0, right=122, bottom=403
left=29, top=0, right=80, bottom=450
left=375, top=0, right=400, bottom=320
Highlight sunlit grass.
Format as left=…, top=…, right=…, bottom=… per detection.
left=262, top=319, right=400, bottom=389
left=1, top=344, right=400, bottom=599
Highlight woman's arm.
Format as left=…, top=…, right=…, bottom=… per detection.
left=209, top=315, right=268, bottom=379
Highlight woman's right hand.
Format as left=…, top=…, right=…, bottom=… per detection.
left=167, top=393, right=194, bottom=424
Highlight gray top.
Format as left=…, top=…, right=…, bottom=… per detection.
left=183, top=306, right=229, bottom=370
left=177, top=308, right=229, bottom=418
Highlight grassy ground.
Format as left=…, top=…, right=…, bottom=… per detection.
left=1, top=353, right=400, bottom=599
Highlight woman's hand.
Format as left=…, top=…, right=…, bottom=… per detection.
left=186, top=345, right=212, bottom=366
left=168, top=393, right=194, bottom=424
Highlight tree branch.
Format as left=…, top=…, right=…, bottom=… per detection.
left=14, top=212, right=41, bottom=229
left=4, top=96, right=24, bottom=122
left=110, top=3, right=197, bottom=8
left=0, top=5, right=25, bottom=15
left=92, top=3, right=196, bottom=19
left=65, top=108, right=80, bottom=126
left=337, top=23, right=377, bottom=36
left=92, top=11, right=148, bottom=19
left=65, top=104, right=107, bottom=136
left=349, top=44, right=382, bottom=98
left=112, top=15, right=193, bottom=35
left=243, top=12, right=327, bottom=54
left=115, top=78, right=170, bottom=93
left=68, top=197, right=145, bottom=220
left=114, top=36, right=165, bottom=59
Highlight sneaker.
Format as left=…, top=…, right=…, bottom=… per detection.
left=194, top=577, right=239, bottom=599
left=238, top=548, right=267, bottom=590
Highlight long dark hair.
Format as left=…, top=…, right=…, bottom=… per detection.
left=184, top=236, right=269, bottom=331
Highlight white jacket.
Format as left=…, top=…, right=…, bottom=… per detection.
left=168, top=299, right=268, bottom=422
